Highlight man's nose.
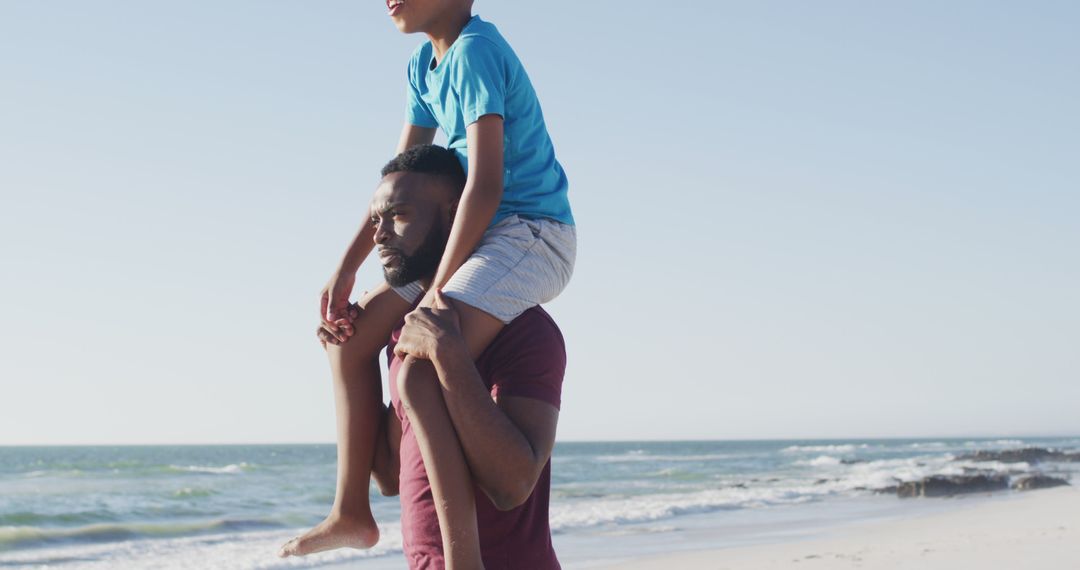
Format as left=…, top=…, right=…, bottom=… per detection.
left=373, top=219, right=389, bottom=244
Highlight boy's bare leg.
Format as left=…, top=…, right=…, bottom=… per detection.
left=398, top=299, right=504, bottom=569
left=279, top=283, right=412, bottom=558
left=398, top=356, right=482, bottom=569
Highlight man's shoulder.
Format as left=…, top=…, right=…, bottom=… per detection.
left=483, top=307, right=566, bottom=409
left=485, top=307, right=565, bottom=365
left=516, top=305, right=557, bottom=324
left=507, top=306, right=563, bottom=342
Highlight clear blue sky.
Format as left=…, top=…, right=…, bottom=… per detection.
left=2, top=1, right=1077, bottom=445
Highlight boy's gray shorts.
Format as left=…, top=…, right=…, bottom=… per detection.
left=393, top=215, right=576, bottom=324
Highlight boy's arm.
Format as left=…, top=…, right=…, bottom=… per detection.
left=320, top=122, right=437, bottom=322
left=426, top=115, right=504, bottom=294
left=321, top=221, right=375, bottom=322
left=397, top=122, right=437, bottom=154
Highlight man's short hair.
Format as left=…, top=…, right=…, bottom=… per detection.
left=381, top=144, right=466, bottom=191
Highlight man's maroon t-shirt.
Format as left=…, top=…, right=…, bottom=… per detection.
left=387, top=306, right=566, bottom=570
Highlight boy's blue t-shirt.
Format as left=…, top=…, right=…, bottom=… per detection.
left=405, top=15, right=574, bottom=226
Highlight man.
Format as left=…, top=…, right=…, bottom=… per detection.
left=319, top=144, right=565, bottom=569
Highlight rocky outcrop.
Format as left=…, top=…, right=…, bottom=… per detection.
left=895, top=474, right=1009, bottom=498
left=1011, top=474, right=1070, bottom=491
left=955, top=447, right=1080, bottom=464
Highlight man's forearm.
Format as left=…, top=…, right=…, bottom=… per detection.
left=432, top=342, right=546, bottom=508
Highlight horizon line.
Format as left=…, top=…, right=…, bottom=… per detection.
left=3, top=433, right=1078, bottom=448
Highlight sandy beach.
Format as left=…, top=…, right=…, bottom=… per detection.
left=604, top=486, right=1079, bottom=569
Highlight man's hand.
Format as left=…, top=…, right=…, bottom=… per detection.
left=393, top=290, right=465, bottom=361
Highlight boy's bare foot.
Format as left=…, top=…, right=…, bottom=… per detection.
left=277, top=513, right=379, bottom=558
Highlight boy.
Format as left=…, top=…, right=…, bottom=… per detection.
left=279, top=2, right=574, bottom=567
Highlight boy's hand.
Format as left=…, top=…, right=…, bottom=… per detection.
left=393, top=290, right=464, bottom=361
left=316, top=302, right=362, bottom=347
left=320, top=271, right=356, bottom=324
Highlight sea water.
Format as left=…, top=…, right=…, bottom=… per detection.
left=2, top=437, right=1078, bottom=569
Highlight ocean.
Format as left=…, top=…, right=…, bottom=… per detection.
left=2, top=437, right=1078, bottom=569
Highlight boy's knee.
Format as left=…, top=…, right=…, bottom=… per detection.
left=327, top=328, right=386, bottom=362
left=396, top=356, right=438, bottom=408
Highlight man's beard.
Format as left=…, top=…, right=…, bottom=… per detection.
left=382, top=223, right=447, bottom=288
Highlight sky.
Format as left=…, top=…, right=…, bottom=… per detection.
left=1, top=1, right=1077, bottom=445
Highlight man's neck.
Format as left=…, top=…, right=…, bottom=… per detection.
left=427, top=11, right=473, bottom=64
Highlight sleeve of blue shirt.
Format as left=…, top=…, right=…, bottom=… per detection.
left=450, top=37, right=507, bottom=125
left=405, top=47, right=439, bottom=128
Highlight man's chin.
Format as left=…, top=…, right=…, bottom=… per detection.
left=383, top=269, right=414, bottom=289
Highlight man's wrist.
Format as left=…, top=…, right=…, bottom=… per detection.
left=432, top=334, right=469, bottom=378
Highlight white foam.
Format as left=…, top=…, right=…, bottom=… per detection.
left=591, top=453, right=736, bottom=463
left=951, top=459, right=1031, bottom=474
left=548, top=486, right=816, bottom=531
left=827, top=456, right=954, bottom=491
left=0, top=524, right=403, bottom=570
left=797, top=455, right=843, bottom=467
left=169, top=463, right=252, bottom=475
left=781, top=444, right=866, bottom=454
left=173, top=487, right=217, bottom=498
left=19, top=469, right=83, bottom=478
left=963, top=439, right=1026, bottom=448
left=817, top=454, right=1037, bottom=494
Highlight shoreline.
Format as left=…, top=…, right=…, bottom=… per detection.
left=4, top=439, right=1077, bottom=569
left=599, top=486, right=1079, bottom=569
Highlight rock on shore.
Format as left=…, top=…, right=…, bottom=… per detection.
left=1012, top=474, right=1071, bottom=491
left=895, top=474, right=1010, bottom=498
left=954, top=447, right=1080, bottom=464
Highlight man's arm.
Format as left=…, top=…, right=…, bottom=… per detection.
left=436, top=347, right=558, bottom=510
left=396, top=291, right=559, bottom=510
